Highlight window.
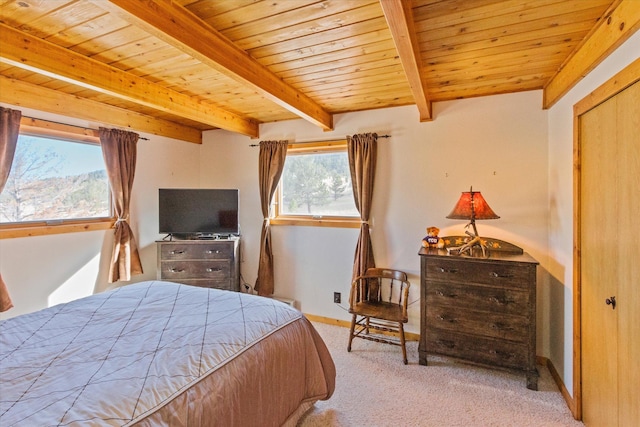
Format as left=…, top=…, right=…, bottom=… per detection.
left=272, top=140, right=360, bottom=228
left=0, top=120, right=114, bottom=238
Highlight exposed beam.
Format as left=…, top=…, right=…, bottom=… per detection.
left=96, top=0, right=334, bottom=131
left=0, top=23, right=258, bottom=138
left=380, top=0, right=432, bottom=121
left=543, top=0, right=640, bottom=109
left=0, top=75, right=202, bottom=144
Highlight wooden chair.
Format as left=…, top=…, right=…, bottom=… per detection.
left=347, top=267, right=411, bottom=364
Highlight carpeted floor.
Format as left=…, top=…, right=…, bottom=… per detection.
left=298, top=322, right=584, bottom=427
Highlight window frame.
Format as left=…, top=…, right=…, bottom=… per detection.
left=0, top=118, right=115, bottom=239
left=270, top=140, right=360, bottom=229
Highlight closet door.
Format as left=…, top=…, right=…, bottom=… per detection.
left=580, top=89, right=618, bottom=427
left=580, top=80, right=639, bottom=426
left=615, top=81, right=639, bottom=426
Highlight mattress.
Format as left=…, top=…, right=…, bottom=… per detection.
left=0, top=281, right=335, bottom=426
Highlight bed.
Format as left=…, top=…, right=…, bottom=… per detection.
left=0, top=280, right=335, bottom=426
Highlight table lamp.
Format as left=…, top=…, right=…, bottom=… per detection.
left=446, top=186, right=499, bottom=256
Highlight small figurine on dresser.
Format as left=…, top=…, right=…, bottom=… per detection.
left=421, top=226, right=445, bottom=249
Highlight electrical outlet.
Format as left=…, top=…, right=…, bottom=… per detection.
left=333, top=292, right=341, bottom=304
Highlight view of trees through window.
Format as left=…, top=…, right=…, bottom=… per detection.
left=280, top=150, right=358, bottom=216
left=0, top=135, right=110, bottom=224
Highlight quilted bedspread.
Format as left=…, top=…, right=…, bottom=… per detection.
left=0, top=281, right=335, bottom=426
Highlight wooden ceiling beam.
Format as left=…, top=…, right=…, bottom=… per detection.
left=543, top=0, right=640, bottom=109
left=380, top=0, right=432, bottom=121
left=0, top=75, right=202, bottom=144
left=96, top=0, right=334, bottom=131
left=0, top=23, right=258, bottom=138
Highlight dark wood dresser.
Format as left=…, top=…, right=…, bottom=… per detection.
left=418, top=247, right=539, bottom=389
left=157, top=237, right=240, bottom=291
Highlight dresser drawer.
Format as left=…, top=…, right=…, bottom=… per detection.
left=426, top=281, right=528, bottom=315
left=169, top=278, right=235, bottom=290
left=159, top=243, right=233, bottom=260
left=427, top=329, right=528, bottom=370
left=160, top=260, right=230, bottom=280
left=427, top=305, right=529, bottom=343
left=425, top=258, right=532, bottom=289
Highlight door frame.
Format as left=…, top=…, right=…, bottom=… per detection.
left=572, top=57, right=640, bottom=420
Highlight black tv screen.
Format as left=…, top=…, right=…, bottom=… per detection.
left=159, top=189, right=239, bottom=237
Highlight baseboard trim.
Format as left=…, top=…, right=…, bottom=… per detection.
left=537, top=356, right=579, bottom=419
left=307, top=314, right=578, bottom=419
left=304, top=313, right=421, bottom=341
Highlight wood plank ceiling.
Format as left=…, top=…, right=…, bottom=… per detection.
left=0, top=0, right=637, bottom=143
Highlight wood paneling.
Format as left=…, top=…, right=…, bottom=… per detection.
left=0, top=0, right=628, bottom=140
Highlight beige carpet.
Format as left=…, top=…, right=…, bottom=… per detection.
left=299, top=322, right=584, bottom=427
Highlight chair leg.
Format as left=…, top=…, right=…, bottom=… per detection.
left=347, top=314, right=357, bottom=352
left=399, top=322, right=408, bottom=365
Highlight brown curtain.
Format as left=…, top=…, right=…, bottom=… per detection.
left=99, top=127, right=143, bottom=283
left=347, top=132, right=378, bottom=280
left=0, top=107, right=21, bottom=311
left=255, top=140, right=288, bottom=296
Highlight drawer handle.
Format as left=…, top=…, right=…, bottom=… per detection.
left=437, top=340, right=456, bottom=349
left=205, top=250, right=221, bottom=254
left=439, top=267, right=458, bottom=273
left=435, top=290, right=457, bottom=298
left=170, top=250, right=185, bottom=255
left=490, top=349, right=515, bottom=359
left=169, top=267, right=184, bottom=273
left=491, top=322, right=508, bottom=330
left=488, top=296, right=512, bottom=305
left=206, top=267, right=222, bottom=273
left=437, top=315, right=456, bottom=323
left=490, top=271, right=513, bottom=279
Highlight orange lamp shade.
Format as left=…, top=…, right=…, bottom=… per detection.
left=446, top=189, right=500, bottom=221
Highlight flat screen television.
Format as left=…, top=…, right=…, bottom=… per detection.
left=159, top=188, right=239, bottom=238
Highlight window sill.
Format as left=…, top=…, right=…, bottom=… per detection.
left=0, top=218, right=115, bottom=239
left=270, top=217, right=361, bottom=229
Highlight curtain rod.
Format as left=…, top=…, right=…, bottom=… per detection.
left=21, top=115, right=150, bottom=141
left=249, top=134, right=390, bottom=147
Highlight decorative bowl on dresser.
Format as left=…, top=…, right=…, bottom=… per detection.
left=157, top=237, right=240, bottom=292
left=418, top=242, right=539, bottom=390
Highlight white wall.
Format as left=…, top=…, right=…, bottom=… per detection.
left=200, top=90, right=550, bottom=346
left=0, top=106, right=202, bottom=319
left=546, top=31, right=640, bottom=397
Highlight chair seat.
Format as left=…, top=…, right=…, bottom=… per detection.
left=350, top=301, right=407, bottom=323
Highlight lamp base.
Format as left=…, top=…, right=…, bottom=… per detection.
left=447, top=233, right=487, bottom=256
left=443, top=234, right=523, bottom=257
